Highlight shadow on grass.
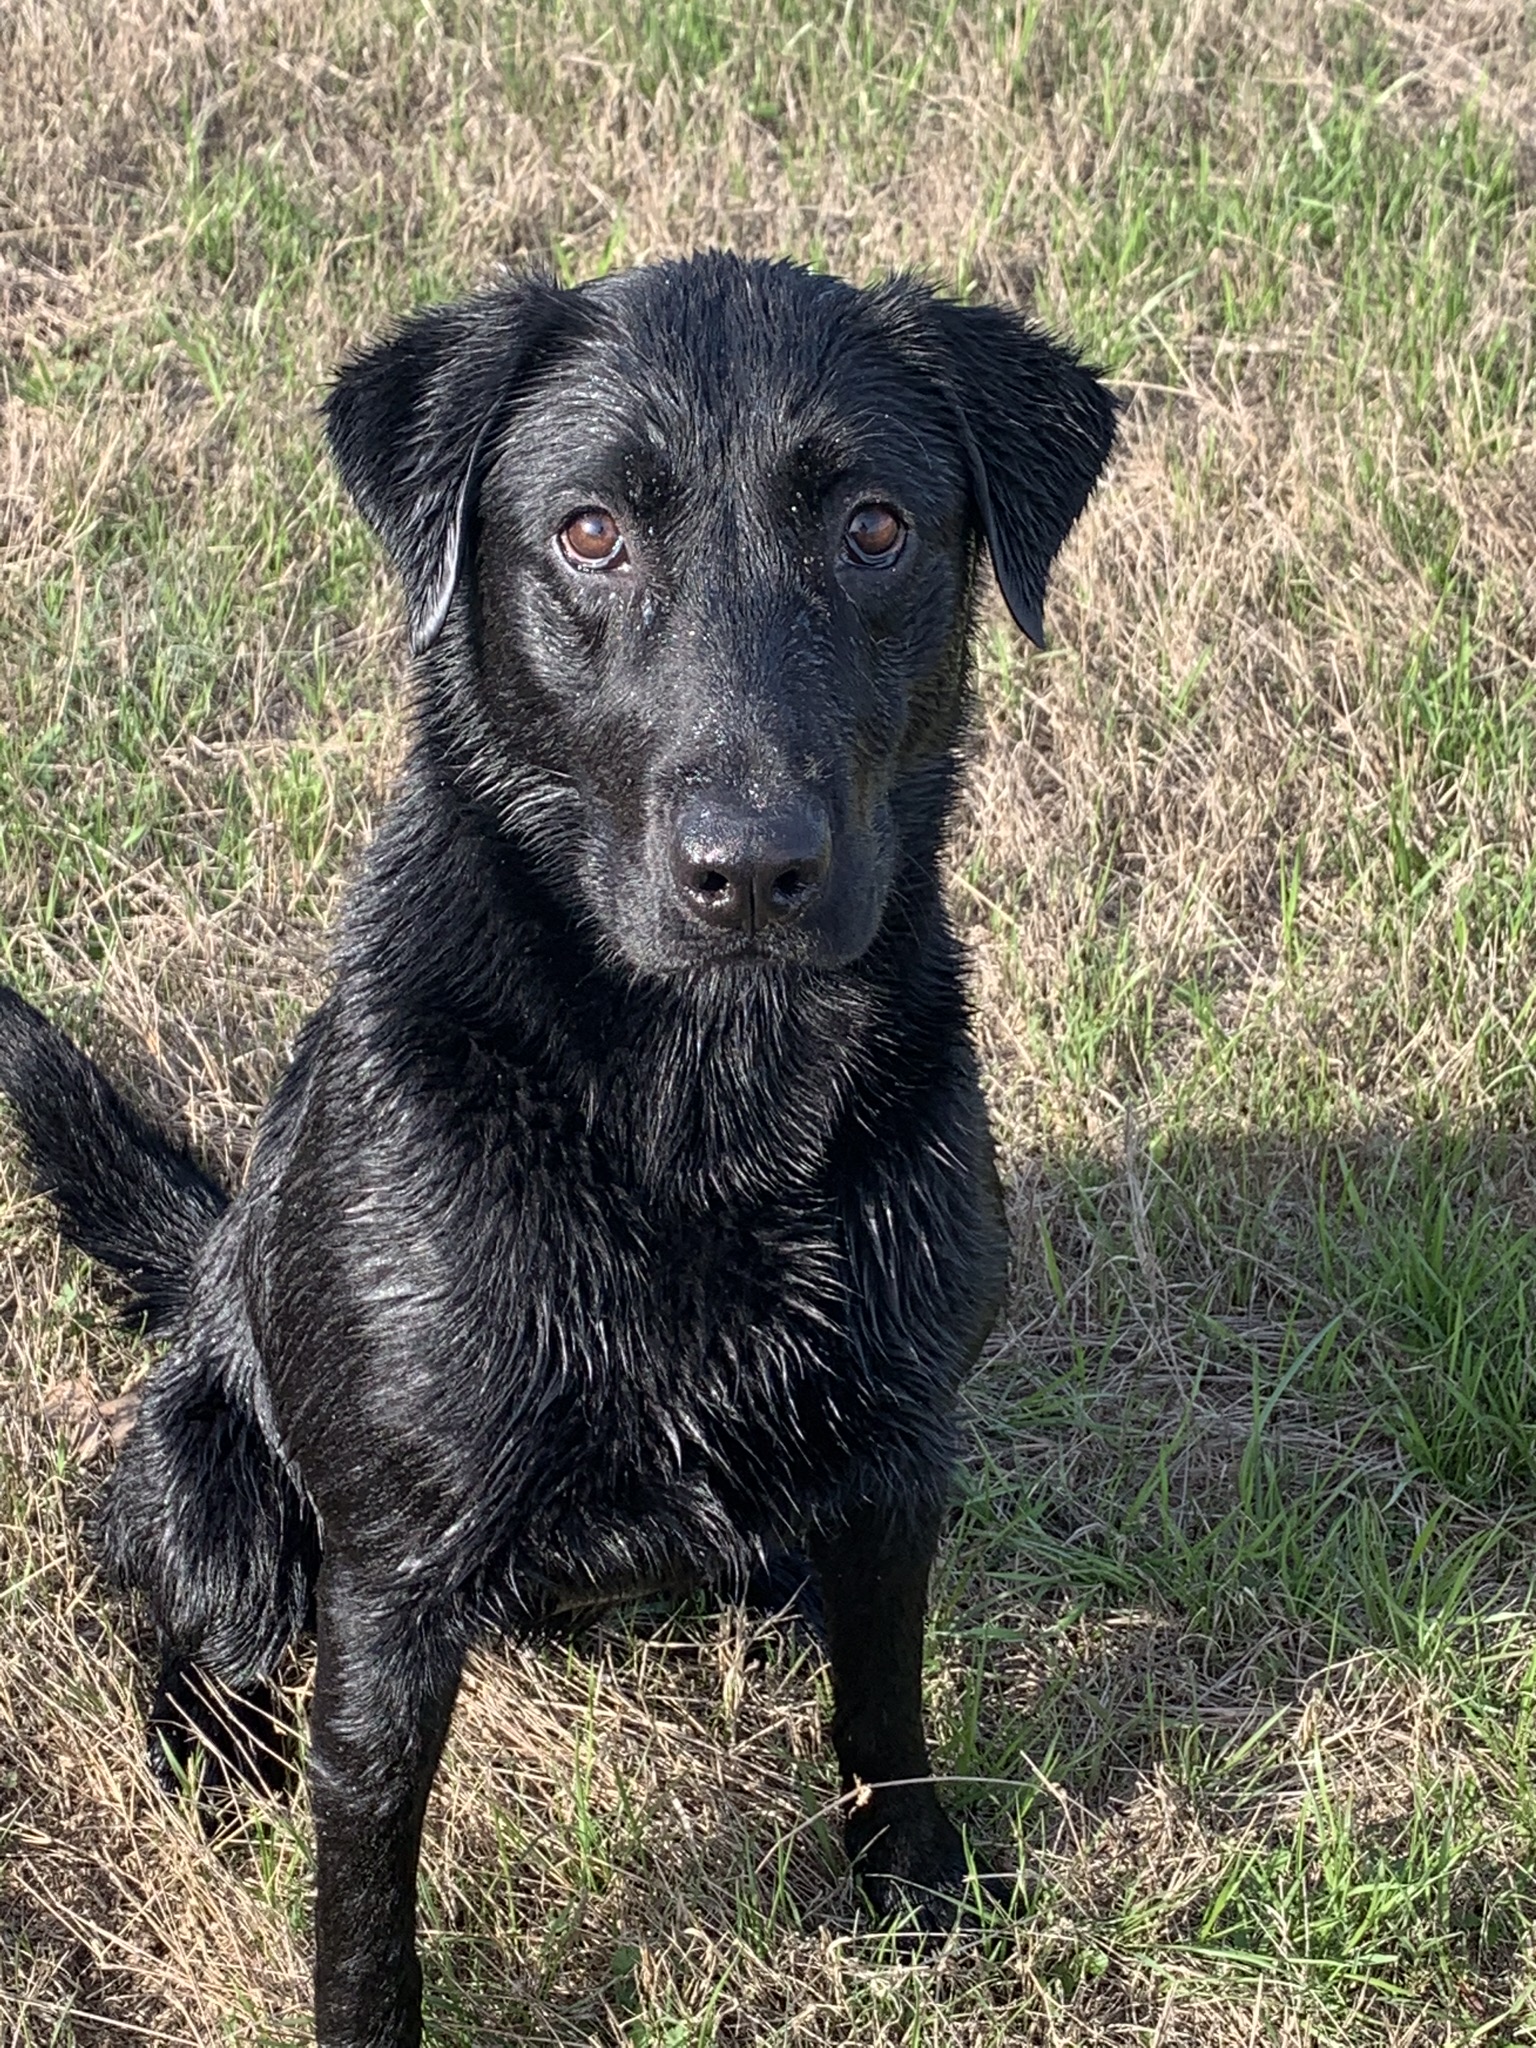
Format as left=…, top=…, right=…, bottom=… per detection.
left=922, top=1118, right=1536, bottom=2035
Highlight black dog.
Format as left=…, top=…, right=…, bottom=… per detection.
left=0, top=253, right=1114, bottom=2046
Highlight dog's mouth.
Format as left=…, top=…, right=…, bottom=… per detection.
left=667, top=922, right=823, bottom=969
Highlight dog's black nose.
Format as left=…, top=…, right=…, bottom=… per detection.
left=672, top=798, right=831, bottom=934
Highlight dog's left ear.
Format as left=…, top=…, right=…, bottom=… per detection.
left=324, top=278, right=575, bottom=655
left=919, top=294, right=1119, bottom=648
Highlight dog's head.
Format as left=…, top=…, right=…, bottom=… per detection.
left=326, top=254, right=1115, bottom=975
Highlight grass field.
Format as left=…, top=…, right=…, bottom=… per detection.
left=2, top=2, right=1535, bottom=2041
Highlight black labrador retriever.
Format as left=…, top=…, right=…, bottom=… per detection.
left=0, top=253, right=1114, bottom=2047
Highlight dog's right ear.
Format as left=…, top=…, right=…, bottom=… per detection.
left=323, top=279, right=572, bottom=655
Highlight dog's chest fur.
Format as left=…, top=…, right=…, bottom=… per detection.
left=234, top=782, right=995, bottom=1622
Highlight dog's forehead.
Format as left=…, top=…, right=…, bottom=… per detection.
left=517, top=259, right=953, bottom=490
left=591, top=259, right=889, bottom=389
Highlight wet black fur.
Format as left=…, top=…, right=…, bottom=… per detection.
left=0, top=254, right=1114, bottom=2047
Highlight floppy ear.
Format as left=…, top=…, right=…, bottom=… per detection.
left=921, top=294, right=1118, bottom=647
left=323, top=277, right=573, bottom=654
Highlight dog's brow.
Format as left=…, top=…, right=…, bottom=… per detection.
left=515, top=431, right=675, bottom=527
left=619, top=439, right=676, bottom=511
left=783, top=434, right=847, bottom=487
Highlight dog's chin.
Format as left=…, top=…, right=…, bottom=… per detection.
left=613, top=931, right=853, bottom=983
left=601, top=896, right=887, bottom=983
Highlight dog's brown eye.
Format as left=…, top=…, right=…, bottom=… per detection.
left=558, top=508, right=627, bottom=569
left=845, top=503, right=905, bottom=565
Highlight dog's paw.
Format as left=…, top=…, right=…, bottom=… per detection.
left=848, top=1804, right=1026, bottom=1942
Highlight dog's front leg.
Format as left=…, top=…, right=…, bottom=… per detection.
left=309, top=1557, right=464, bottom=2048
left=810, top=1507, right=970, bottom=1927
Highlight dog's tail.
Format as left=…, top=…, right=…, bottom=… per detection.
left=2, top=985, right=315, bottom=1766
left=0, top=985, right=228, bottom=1331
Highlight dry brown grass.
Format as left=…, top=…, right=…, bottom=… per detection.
left=3, top=2, right=1536, bottom=2042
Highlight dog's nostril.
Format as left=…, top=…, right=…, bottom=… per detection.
left=695, top=868, right=731, bottom=899
left=772, top=867, right=810, bottom=905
